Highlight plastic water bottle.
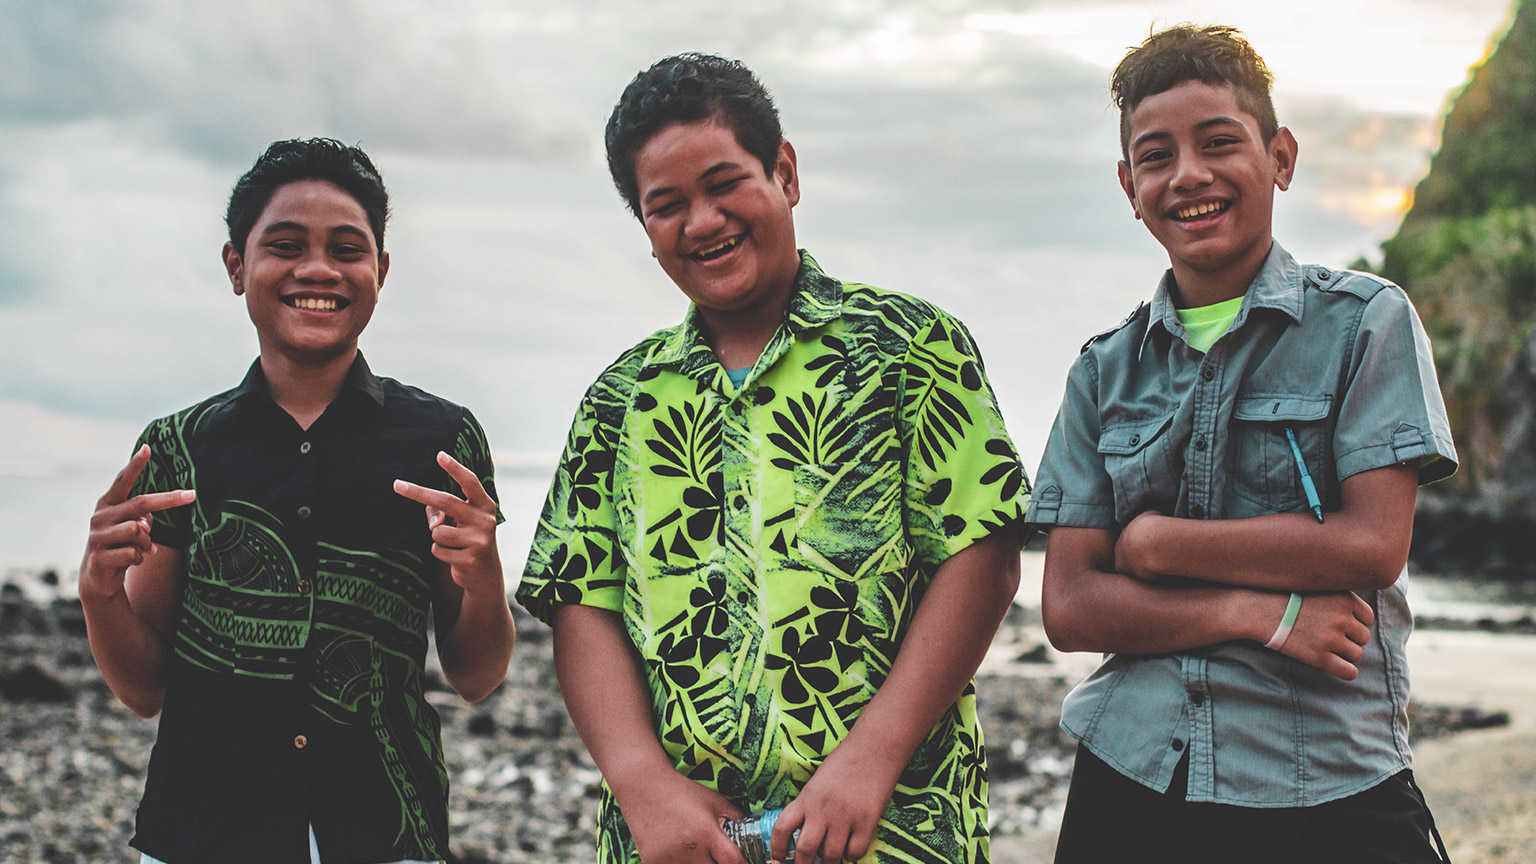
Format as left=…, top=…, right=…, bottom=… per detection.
left=721, top=807, right=798, bottom=863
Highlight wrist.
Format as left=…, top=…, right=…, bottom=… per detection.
left=1229, top=589, right=1287, bottom=643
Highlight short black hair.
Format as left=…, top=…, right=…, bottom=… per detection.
left=605, top=53, right=782, bottom=218
left=226, top=138, right=389, bottom=256
left=1111, top=25, right=1278, bottom=160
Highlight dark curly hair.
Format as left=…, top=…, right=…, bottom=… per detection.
left=1111, top=25, right=1277, bottom=160
left=226, top=138, right=390, bottom=256
left=605, top=53, right=782, bottom=218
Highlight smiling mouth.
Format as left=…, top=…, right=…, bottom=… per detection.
left=690, top=237, right=740, bottom=261
left=283, top=297, right=349, bottom=311
left=1172, top=201, right=1229, bottom=221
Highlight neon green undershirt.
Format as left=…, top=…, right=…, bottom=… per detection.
left=1176, top=295, right=1245, bottom=353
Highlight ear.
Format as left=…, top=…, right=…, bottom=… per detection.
left=376, top=250, right=390, bottom=293
left=1117, top=161, right=1142, bottom=220
left=222, top=241, right=245, bottom=296
left=1271, top=127, right=1299, bottom=192
left=776, top=139, right=801, bottom=208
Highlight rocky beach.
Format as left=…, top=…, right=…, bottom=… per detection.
left=4, top=555, right=1530, bottom=863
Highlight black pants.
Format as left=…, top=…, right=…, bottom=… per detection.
left=1053, top=745, right=1449, bottom=864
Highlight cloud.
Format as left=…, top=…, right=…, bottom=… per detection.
left=1, top=0, right=583, bottom=165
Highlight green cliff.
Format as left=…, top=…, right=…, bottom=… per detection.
left=1380, top=0, right=1535, bottom=496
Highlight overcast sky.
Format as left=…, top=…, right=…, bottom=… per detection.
left=0, top=0, right=1517, bottom=571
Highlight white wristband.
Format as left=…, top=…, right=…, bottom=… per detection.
left=1265, top=592, right=1303, bottom=651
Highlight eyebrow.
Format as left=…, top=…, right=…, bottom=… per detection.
left=259, top=221, right=372, bottom=242
left=1130, top=116, right=1245, bottom=151
left=640, top=160, right=745, bottom=206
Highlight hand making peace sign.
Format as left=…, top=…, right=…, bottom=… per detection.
left=393, top=451, right=502, bottom=596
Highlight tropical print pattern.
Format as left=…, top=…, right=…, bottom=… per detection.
left=519, top=252, right=1030, bottom=864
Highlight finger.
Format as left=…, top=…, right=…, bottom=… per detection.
left=711, top=832, right=748, bottom=864
left=1350, top=592, right=1375, bottom=627
left=393, top=480, right=480, bottom=524
left=1346, top=619, right=1372, bottom=647
left=1322, top=653, right=1359, bottom=681
left=846, top=822, right=876, bottom=862
left=120, top=489, right=197, bottom=518
left=770, top=805, right=807, bottom=862
left=100, top=444, right=152, bottom=507
left=790, top=818, right=826, bottom=864
left=89, top=546, right=145, bottom=572
left=91, top=519, right=148, bottom=550
left=819, top=824, right=850, bottom=864
left=1337, top=638, right=1364, bottom=665
left=431, top=523, right=492, bottom=551
left=426, top=506, right=446, bottom=531
left=436, top=451, right=497, bottom=511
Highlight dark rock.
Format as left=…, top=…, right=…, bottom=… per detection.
left=51, top=599, right=88, bottom=636
left=1014, top=644, right=1051, bottom=664
left=1409, top=702, right=1513, bottom=742
left=39, top=570, right=59, bottom=588
left=0, top=663, right=72, bottom=702
left=466, top=712, right=497, bottom=737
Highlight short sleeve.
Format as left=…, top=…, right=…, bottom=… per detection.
left=1025, top=353, right=1118, bottom=531
left=448, top=407, right=504, bottom=525
left=1333, top=287, right=1458, bottom=485
left=900, top=313, right=1032, bottom=570
left=129, top=415, right=196, bottom=550
left=515, top=389, right=628, bottom=624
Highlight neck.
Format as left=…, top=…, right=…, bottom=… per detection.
left=698, top=281, right=797, bottom=371
left=1170, top=239, right=1273, bottom=309
left=259, top=346, right=357, bottom=430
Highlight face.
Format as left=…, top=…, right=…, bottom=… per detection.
left=633, top=119, right=801, bottom=319
left=1118, top=80, right=1297, bottom=291
left=223, top=179, right=389, bottom=365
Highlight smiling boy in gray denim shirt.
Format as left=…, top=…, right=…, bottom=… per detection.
left=1027, top=25, right=1458, bottom=864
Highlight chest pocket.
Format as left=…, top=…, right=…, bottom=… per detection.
left=1098, top=413, right=1176, bottom=525
left=1230, top=394, right=1333, bottom=515
left=794, top=458, right=911, bottom=581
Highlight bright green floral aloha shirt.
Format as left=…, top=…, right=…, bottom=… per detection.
left=518, top=252, right=1030, bottom=864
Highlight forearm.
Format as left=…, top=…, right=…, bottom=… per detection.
left=836, top=533, right=1021, bottom=776
left=79, top=573, right=170, bottom=718
left=1044, top=525, right=1280, bottom=655
left=437, top=581, right=515, bottom=703
left=552, top=604, right=676, bottom=799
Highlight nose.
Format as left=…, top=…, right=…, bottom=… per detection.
left=1170, top=152, right=1214, bottom=193
left=682, top=200, right=727, bottom=240
left=293, top=253, right=342, bottom=283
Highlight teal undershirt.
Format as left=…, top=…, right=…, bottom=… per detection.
left=726, top=367, right=751, bottom=388
left=1176, top=295, right=1245, bottom=354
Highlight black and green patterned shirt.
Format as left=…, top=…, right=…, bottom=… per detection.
left=128, top=354, right=499, bottom=864
left=518, top=252, right=1029, bottom=864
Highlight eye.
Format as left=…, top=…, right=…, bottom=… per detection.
left=1204, top=135, right=1240, bottom=149
left=645, top=200, right=682, bottom=220
left=708, top=177, right=745, bottom=195
left=267, top=240, right=303, bottom=256
left=1136, top=148, right=1172, bottom=165
left=332, top=244, right=368, bottom=259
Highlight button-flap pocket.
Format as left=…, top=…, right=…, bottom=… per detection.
left=1233, top=394, right=1330, bottom=423
left=1098, top=413, right=1175, bottom=456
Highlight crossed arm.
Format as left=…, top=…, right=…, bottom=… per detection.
left=1042, top=463, right=1418, bottom=681
left=553, top=530, right=1021, bottom=864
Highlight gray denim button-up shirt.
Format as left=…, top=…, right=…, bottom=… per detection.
left=1027, top=242, right=1457, bottom=806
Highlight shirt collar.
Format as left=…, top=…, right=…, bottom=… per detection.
left=230, top=351, right=386, bottom=407
left=1140, top=240, right=1305, bottom=358
left=648, top=249, right=843, bottom=368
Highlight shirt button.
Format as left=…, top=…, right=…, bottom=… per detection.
left=299, top=441, right=312, bottom=454
left=1129, top=434, right=1141, bottom=446
left=1191, top=693, right=1205, bottom=706
left=297, top=505, right=312, bottom=520
left=1201, top=366, right=1215, bottom=382
left=297, top=580, right=311, bottom=595
left=737, top=590, right=752, bottom=604
left=1190, top=503, right=1205, bottom=519
left=1195, top=435, right=1208, bottom=452
left=733, top=495, right=748, bottom=511
left=293, top=734, right=308, bottom=749
left=1172, top=738, right=1185, bottom=752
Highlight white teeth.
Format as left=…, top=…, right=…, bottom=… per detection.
left=1176, top=202, right=1225, bottom=220
left=292, top=297, right=338, bottom=311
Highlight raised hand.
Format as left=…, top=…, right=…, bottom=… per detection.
left=81, top=444, right=194, bottom=600
left=1271, top=590, right=1373, bottom=680
left=393, top=451, right=501, bottom=595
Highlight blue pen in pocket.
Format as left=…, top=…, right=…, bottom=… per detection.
left=1283, top=426, right=1324, bottom=523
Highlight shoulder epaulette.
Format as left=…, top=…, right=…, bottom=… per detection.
left=1305, top=266, right=1389, bottom=302
left=1080, top=301, right=1148, bottom=354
